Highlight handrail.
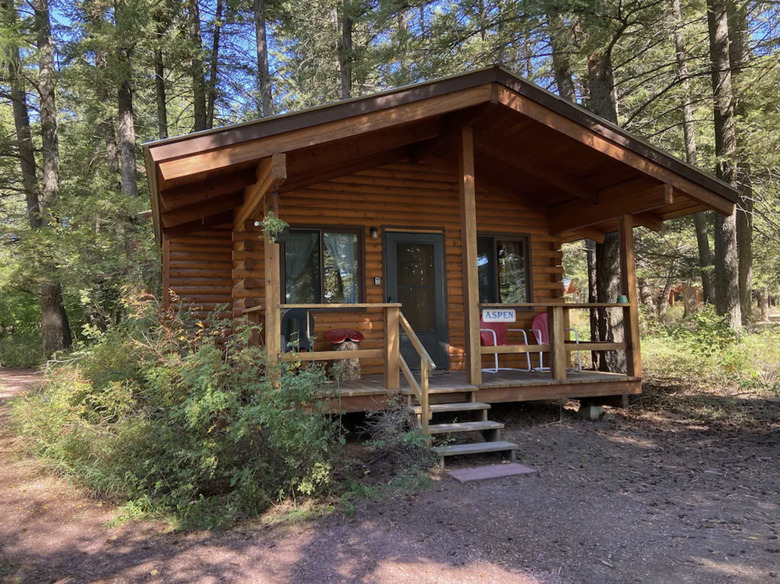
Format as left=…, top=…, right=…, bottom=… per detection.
left=398, top=311, right=435, bottom=437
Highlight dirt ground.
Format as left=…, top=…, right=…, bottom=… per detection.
left=1, top=367, right=778, bottom=584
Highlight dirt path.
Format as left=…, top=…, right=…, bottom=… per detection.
left=1, top=368, right=778, bottom=583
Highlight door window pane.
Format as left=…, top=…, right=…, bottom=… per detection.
left=396, top=243, right=436, bottom=332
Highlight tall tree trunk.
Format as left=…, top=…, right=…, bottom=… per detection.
left=115, top=1, right=137, bottom=197
left=253, top=0, right=273, bottom=116
left=729, top=0, right=753, bottom=324
left=188, top=0, right=207, bottom=130
left=153, top=9, right=169, bottom=138
left=707, top=0, right=742, bottom=329
left=4, top=0, right=41, bottom=229
left=596, top=234, right=624, bottom=372
left=672, top=0, right=714, bottom=303
left=549, top=13, right=575, bottom=103
left=587, top=50, right=624, bottom=372
left=586, top=240, right=600, bottom=370
left=206, top=0, right=222, bottom=129
left=338, top=0, right=352, bottom=99
left=33, top=0, right=72, bottom=356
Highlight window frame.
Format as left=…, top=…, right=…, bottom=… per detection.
left=477, top=233, right=533, bottom=306
left=280, top=226, right=365, bottom=305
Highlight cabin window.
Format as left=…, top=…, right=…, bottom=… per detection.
left=283, top=229, right=361, bottom=304
left=477, top=235, right=530, bottom=303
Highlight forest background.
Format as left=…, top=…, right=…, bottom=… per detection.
left=0, top=0, right=779, bottom=364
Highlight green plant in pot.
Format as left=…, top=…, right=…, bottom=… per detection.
left=261, top=212, right=290, bottom=243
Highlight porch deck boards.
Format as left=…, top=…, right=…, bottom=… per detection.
left=320, top=369, right=639, bottom=398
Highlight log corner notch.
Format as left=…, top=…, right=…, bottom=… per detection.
left=234, top=152, right=287, bottom=230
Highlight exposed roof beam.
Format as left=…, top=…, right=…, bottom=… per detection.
left=549, top=183, right=673, bottom=235
left=495, top=87, right=734, bottom=215
left=156, top=85, right=493, bottom=188
left=634, top=212, right=663, bottom=231
left=478, top=141, right=598, bottom=202
left=162, top=211, right=233, bottom=237
left=161, top=192, right=244, bottom=229
left=234, top=153, right=287, bottom=229
left=159, top=169, right=256, bottom=211
left=560, top=228, right=607, bottom=243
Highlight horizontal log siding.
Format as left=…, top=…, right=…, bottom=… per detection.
left=166, top=226, right=234, bottom=319
left=273, top=158, right=563, bottom=375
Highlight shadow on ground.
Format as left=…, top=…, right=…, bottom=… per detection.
left=1, top=369, right=778, bottom=584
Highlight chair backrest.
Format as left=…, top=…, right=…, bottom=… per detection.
left=281, top=309, right=315, bottom=351
left=531, top=312, right=548, bottom=344
left=479, top=319, right=507, bottom=346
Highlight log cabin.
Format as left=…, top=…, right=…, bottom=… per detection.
left=144, top=66, right=738, bottom=461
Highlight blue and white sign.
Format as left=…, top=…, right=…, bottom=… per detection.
left=482, top=308, right=516, bottom=323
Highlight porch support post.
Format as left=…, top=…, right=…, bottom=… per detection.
left=264, top=193, right=281, bottom=368
left=618, top=215, right=642, bottom=377
left=547, top=305, right=567, bottom=381
left=459, top=126, right=482, bottom=386
left=384, top=305, right=400, bottom=390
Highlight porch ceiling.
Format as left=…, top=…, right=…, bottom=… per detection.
left=145, top=66, right=738, bottom=241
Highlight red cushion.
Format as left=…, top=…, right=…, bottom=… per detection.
left=323, top=328, right=364, bottom=343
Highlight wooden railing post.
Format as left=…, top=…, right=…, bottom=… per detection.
left=263, top=195, right=281, bottom=371
left=420, top=360, right=430, bottom=436
left=618, top=215, right=642, bottom=377
left=547, top=304, right=567, bottom=381
left=384, top=306, right=400, bottom=390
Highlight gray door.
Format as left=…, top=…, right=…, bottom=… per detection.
left=385, top=232, right=449, bottom=371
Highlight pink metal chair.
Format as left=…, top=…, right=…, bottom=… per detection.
left=479, top=319, right=532, bottom=373
left=530, top=312, right=582, bottom=372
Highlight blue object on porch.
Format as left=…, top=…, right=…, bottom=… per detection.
left=281, top=309, right=315, bottom=352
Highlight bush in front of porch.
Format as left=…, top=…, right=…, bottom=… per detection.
left=11, top=294, right=343, bottom=529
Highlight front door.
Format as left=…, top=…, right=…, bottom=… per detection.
left=385, top=232, right=449, bottom=371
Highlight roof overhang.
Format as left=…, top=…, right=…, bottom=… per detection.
left=144, top=65, right=739, bottom=243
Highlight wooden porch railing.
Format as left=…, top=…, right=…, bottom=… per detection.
left=478, top=302, right=641, bottom=380
left=247, top=302, right=434, bottom=433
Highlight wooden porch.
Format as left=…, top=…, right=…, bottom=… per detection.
left=317, top=369, right=641, bottom=413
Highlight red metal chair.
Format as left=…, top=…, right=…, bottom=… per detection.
left=479, top=319, right=532, bottom=373
left=530, top=312, right=582, bottom=372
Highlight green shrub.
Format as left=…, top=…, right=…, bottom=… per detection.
left=11, top=294, right=342, bottom=528
left=643, top=306, right=780, bottom=394
left=0, top=331, right=43, bottom=368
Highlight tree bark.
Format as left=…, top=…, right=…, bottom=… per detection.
left=549, top=13, right=575, bottom=102
left=4, top=0, right=41, bottom=229
left=587, top=50, right=623, bottom=372
left=253, top=0, right=273, bottom=117
left=33, top=0, right=72, bottom=356
left=672, top=0, right=714, bottom=303
left=117, top=70, right=137, bottom=197
left=153, top=8, right=169, bottom=139
left=188, top=0, right=207, bottom=130
left=586, top=240, right=600, bottom=370
left=338, top=0, right=353, bottom=99
left=728, top=0, right=753, bottom=324
left=706, top=0, right=742, bottom=329
left=206, top=0, right=222, bottom=129
left=596, top=234, right=624, bottom=372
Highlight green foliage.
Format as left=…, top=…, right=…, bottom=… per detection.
left=11, top=294, right=343, bottom=529
left=643, top=307, right=780, bottom=393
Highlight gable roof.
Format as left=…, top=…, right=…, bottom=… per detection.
left=144, top=65, right=738, bottom=241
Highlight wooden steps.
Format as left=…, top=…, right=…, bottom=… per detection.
left=434, top=441, right=519, bottom=461
left=406, top=382, right=519, bottom=468
left=428, top=420, right=503, bottom=435
left=410, top=401, right=490, bottom=414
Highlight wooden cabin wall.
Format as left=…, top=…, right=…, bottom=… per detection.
left=265, top=157, right=564, bottom=375
left=165, top=226, right=234, bottom=319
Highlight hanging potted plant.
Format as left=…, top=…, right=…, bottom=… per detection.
left=261, top=211, right=290, bottom=243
